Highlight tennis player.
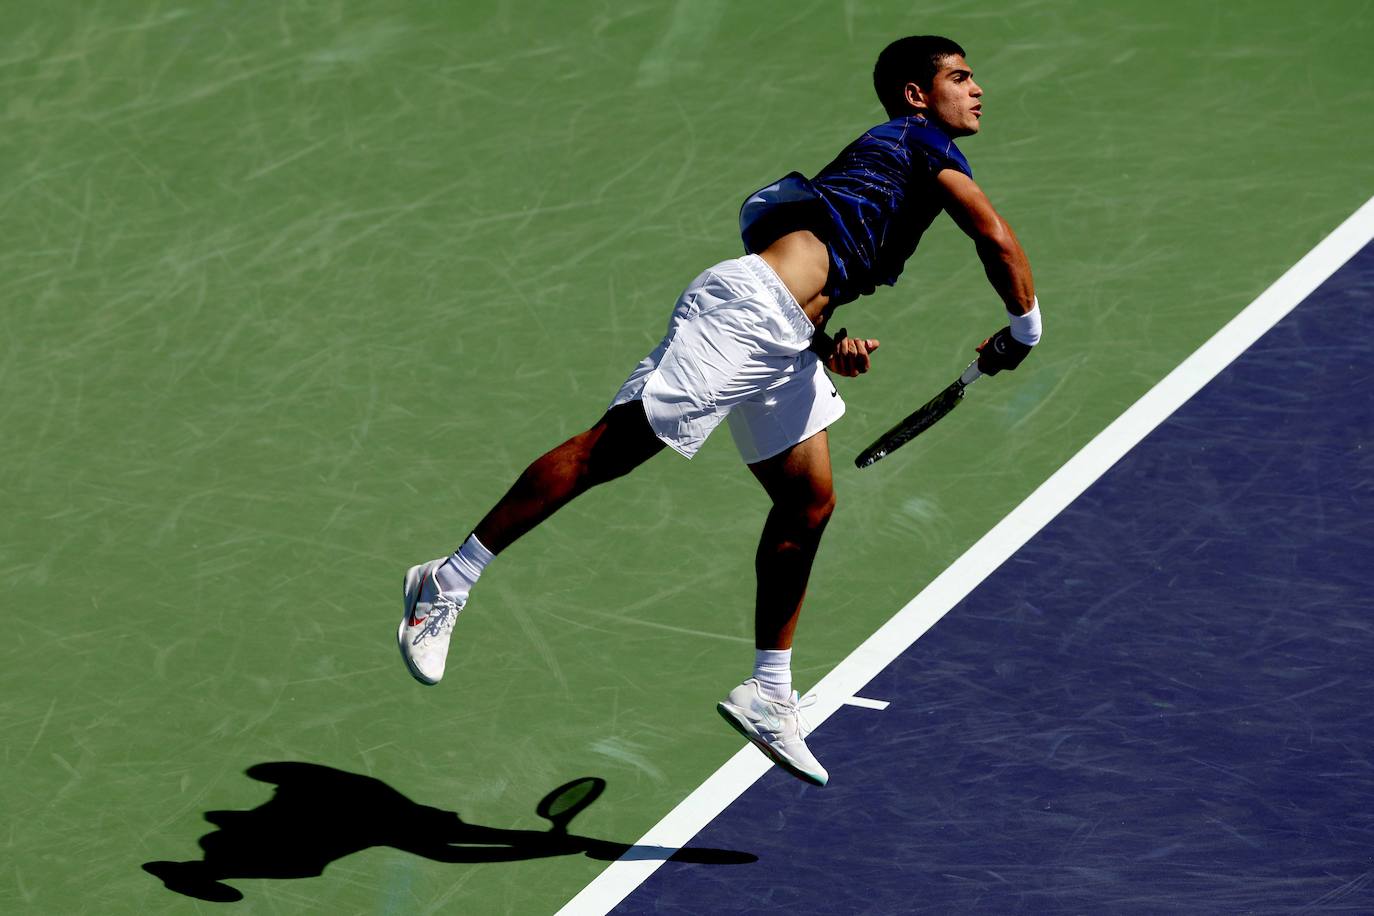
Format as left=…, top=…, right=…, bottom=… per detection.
left=398, top=35, right=1040, bottom=786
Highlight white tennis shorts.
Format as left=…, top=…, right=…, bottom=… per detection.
left=609, top=254, right=845, bottom=464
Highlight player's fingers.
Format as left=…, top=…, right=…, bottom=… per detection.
left=866, top=339, right=880, bottom=352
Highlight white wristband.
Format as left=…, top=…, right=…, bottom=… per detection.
left=1008, top=298, right=1041, bottom=346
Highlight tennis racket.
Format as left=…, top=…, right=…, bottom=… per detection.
left=854, top=360, right=983, bottom=468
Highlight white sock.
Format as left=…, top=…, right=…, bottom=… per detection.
left=753, top=648, right=793, bottom=702
left=435, top=534, right=495, bottom=600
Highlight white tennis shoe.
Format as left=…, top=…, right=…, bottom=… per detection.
left=717, top=678, right=828, bottom=786
left=398, top=559, right=464, bottom=686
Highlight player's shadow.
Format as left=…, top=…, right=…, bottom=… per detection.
left=142, top=761, right=754, bottom=903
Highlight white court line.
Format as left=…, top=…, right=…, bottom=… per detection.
left=557, top=195, right=1374, bottom=916
left=843, top=696, right=891, bottom=710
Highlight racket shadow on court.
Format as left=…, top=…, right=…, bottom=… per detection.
left=142, top=761, right=754, bottom=903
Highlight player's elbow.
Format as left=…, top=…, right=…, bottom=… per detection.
left=975, top=225, right=1023, bottom=270
left=974, top=217, right=1016, bottom=254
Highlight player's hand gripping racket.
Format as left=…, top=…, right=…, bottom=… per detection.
left=854, top=360, right=983, bottom=468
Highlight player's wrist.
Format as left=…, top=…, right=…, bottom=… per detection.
left=1007, top=297, right=1041, bottom=346
left=975, top=326, right=1032, bottom=375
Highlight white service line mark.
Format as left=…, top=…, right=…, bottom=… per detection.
left=843, top=696, right=891, bottom=710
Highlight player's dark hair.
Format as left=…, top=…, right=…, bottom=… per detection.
left=873, top=35, right=966, bottom=117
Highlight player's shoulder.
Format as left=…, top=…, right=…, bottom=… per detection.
left=850, top=115, right=915, bottom=149
left=858, top=115, right=944, bottom=143
left=897, top=116, right=973, bottom=178
left=854, top=116, right=971, bottom=173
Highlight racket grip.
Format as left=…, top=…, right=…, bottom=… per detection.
left=810, top=327, right=847, bottom=360
left=958, top=360, right=982, bottom=387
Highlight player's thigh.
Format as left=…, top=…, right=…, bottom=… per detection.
left=747, top=429, right=835, bottom=515
left=728, top=351, right=845, bottom=467
left=584, top=401, right=666, bottom=478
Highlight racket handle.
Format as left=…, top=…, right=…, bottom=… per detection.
left=809, top=327, right=846, bottom=360
left=958, top=360, right=982, bottom=387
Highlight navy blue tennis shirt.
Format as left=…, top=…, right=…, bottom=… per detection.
left=739, top=115, right=972, bottom=307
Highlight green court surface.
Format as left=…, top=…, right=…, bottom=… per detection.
left=3, top=1, right=1371, bottom=912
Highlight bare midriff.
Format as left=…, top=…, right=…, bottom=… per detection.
left=757, top=230, right=834, bottom=330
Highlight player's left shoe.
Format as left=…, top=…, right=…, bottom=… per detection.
left=398, top=559, right=464, bottom=686
left=717, top=678, right=828, bottom=786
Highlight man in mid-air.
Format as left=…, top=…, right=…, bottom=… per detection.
left=397, top=35, right=1041, bottom=786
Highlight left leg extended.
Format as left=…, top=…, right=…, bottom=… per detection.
left=748, top=430, right=836, bottom=652
left=716, top=429, right=835, bottom=787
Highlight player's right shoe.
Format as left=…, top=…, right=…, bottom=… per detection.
left=717, top=678, right=829, bottom=786
left=398, top=559, right=464, bottom=686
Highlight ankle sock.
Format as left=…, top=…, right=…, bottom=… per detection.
left=753, top=648, right=793, bottom=702
left=435, top=534, right=495, bottom=600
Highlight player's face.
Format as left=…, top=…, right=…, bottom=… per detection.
left=915, top=55, right=983, bottom=137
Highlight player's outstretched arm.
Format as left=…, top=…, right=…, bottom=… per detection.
left=936, top=169, right=1035, bottom=314
left=936, top=169, right=1041, bottom=374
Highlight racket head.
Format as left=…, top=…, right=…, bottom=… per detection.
left=535, top=776, right=606, bottom=832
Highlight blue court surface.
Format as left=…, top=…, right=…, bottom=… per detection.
left=612, top=245, right=1374, bottom=913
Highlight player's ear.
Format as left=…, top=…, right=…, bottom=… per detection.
left=903, top=81, right=927, bottom=111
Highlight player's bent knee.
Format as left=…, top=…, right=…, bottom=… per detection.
left=784, top=488, right=834, bottom=533
left=808, top=490, right=837, bottom=531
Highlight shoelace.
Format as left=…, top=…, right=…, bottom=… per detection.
left=790, top=692, right=819, bottom=738
left=424, top=596, right=460, bottom=635
left=413, top=585, right=462, bottom=646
